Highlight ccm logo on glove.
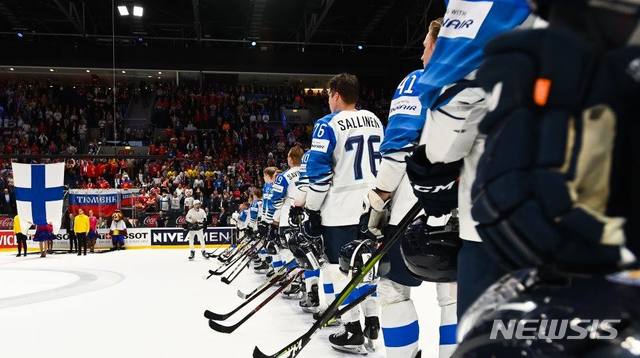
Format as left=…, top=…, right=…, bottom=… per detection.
left=412, top=180, right=456, bottom=193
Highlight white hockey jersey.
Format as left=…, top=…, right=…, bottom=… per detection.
left=268, top=166, right=302, bottom=227
left=305, top=110, right=384, bottom=226
left=186, top=207, right=207, bottom=225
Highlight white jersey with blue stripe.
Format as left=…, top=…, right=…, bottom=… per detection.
left=293, top=151, right=310, bottom=207
left=305, top=109, right=384, bottom=226
left=375, top=69, right=429, bottom=193
left=269, top=166, right=301, bottom=227
left=237, top=209, right=249, bottom=230
left=249, top=199, right=262, bottom=229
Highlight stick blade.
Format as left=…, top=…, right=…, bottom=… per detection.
left=203, top=310, right=228, bottom=321
left=221, top=277, right=231, bottom=285
left=252, top=346, right=272, bottom=358
left=208, top=319, right=237, bottom=334
left=237, top=289, right=248, bottom=299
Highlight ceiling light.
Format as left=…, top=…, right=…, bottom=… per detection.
left=157, top=76, right=161, bottom=79
left=147, top=75, right=152, bottom=78
left=133, top=6, right=143, bottom=17
left=357, top=45, right=364, bottom=50
left=86, top=69, right=91, bottom=73
left=158, top=71, right=162, bottom=75
left=250, top=41, right=257, bottom=47
left=49, top=68, right=54, bottom=72
left=122, top=70, right=126, bottom=74
left=9, top=68, right=14, bottom=71
left=117, top=5, right=129, bottom=16
left=16, top=32, right=23, bottom=38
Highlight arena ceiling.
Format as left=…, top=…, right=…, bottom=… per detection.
left=0, top=0, right=445, bottom=81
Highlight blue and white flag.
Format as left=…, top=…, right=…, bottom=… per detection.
left=419, top=0, right=531, bottom=107
left=12, top=163, right=65, bottom=234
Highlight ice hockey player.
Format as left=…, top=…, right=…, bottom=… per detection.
left=254, top=168, right=276, bottom=272
left=268, top=144, right=305, bottom=297
left=455, top=0, right=639, bottom=355
left=303, top=73, right=383, bottom=354
left=288, top=150, right=322, bottom=312
left=366, top=1, right=535, bottom=356
left=185, top=199, right=208, bottom=260
left=364, top=17, right=458, bottom=358
left=231, top=202, right=250, bottom=239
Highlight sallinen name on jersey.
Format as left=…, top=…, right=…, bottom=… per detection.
left=336, top=115, right=381, bottom=131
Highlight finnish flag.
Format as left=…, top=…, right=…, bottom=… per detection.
left=12, top=163, right=65, bottom=234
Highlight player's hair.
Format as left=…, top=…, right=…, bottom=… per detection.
left=263, top=167, right=278, bottom=178
left=288, top=143, right=304, bottom=165
left=253, top=189, right=263, bottom=199
left=428, top=17, right=443, bottom=40
left=328, top=73, right=359, bottom=105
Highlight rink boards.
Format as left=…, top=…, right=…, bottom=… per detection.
left=0, top=227, right=235, bottom=251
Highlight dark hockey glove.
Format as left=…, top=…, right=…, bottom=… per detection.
left=268, top=224, right=280, bottom=242
left=289, top=206, right=305, bottom=226
left=257, top=222, right=269, bottom=238
left=406, top=144, right=462, bottom=217
left=302, top=209, right=322, bottom=239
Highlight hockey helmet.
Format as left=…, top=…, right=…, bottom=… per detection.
left=288, top=232, right=323, bottom=270
left=400, top=215, right=461, bottom=283
left=339, top=239, right=377, bottom=280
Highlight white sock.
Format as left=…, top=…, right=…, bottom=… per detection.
left=437, top=282, right=458, bottom=358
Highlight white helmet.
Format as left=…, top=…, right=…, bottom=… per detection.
left=193, top=200, right=202, bottom=206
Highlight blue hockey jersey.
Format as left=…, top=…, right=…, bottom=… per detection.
left=261, top=182, right=274, bottom=222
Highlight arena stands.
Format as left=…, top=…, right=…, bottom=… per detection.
left=0, top=79, right=391, bottom=228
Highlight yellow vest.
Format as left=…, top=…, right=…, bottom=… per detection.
left=74, top=214, right=90, bottom=233
left=13, top=215, right=21, bottom=234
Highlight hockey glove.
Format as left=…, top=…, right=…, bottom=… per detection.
left=360, top=189, right=390, bottom=241
left=268, top=224, right=280, bottom=242
left=289, top=205, right=305, bottom=226
left=257, top=222, right=269, bottom=238
left=406, top=144, right=462, bottom=217
left=302, top=209, right=322, bottom=239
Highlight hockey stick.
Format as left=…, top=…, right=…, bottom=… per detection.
left=204, top=265, right=296, bottom=321
left=221, top=254, right=253, bottom=285
left=319, top=284, right=376, bottom=324
left=205, top=247, right=222, bottom=258
left=213, top=240, right=262, bottom=276
left=217, top=232, right=256, bottom=262
left=208, top=270, right=304, bottom=334
left=206, top=240, right=264, bottom=279
left=210, top=273, right=376, bottom=335
left=253, top=202, right=422, bottom=358
left=237, top=264, right=291, bottom=300
left=217, top=236, right=251, bottom=263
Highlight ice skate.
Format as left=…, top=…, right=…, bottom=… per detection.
left=329, top=321, right=368, bottom=355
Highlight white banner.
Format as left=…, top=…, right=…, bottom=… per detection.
left=21, top=227, right=235, bottom=250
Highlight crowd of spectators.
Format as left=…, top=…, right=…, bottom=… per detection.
left=0, top=78, right=392, bottom=226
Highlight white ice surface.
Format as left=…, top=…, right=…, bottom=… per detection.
left=0, top=250, right=442, bottom=358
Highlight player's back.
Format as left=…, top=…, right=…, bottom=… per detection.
left=280, top=166, right=301, bottom=225
left=311, top=109, right=384, bottom=226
